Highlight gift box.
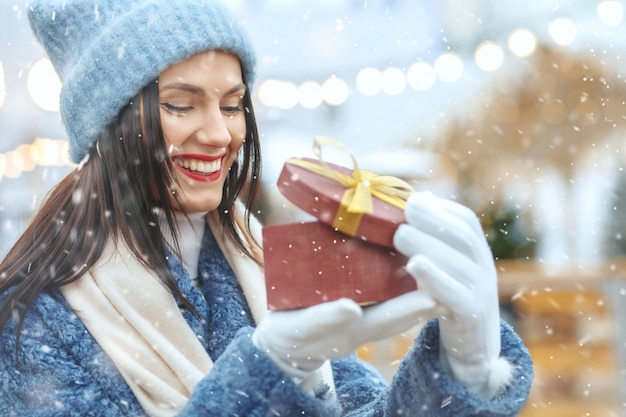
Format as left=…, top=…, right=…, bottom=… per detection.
left=276, top=157, right=406, bottom=248
left=263, top=136, right=416, bottom=310
left=263, top=221, right=416, bottom=310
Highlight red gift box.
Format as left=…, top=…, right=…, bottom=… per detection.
left=277, top=157, right=406, bottom=248
left=263, top=136, right=416, bottom=310
left=263, top=221, right=416, bottom=310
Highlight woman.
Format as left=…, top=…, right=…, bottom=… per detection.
left=0, top=0, right=533, bottom=416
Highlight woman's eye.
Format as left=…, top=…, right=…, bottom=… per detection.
left=222, top=106, right=243, bottom=115
left=160, top=102, right=193, bottom=114
left=221, top=98, right=244, bottom=115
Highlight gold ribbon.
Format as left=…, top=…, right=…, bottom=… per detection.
left=286, top=136, right=414, bottom=236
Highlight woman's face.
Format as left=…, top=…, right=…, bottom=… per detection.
left=158, top=50, right=247, bottom=213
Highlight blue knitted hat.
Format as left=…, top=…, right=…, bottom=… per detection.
left=28, top=0, right=256, bottom=163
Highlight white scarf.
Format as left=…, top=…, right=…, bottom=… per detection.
left=61, top=205, right=334, bottom=416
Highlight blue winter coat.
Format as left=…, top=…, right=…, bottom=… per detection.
left=0, top=227, right=533, bottom=416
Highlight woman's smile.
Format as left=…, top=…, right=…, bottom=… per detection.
left=172, top=153, right=225, bottom=182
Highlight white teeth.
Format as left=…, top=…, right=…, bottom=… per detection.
left=176, top=158, right=221, bottom=174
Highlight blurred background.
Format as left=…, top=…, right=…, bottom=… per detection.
left=2, top=0, right=626, bottom=415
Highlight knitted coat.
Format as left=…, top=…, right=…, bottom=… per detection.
left=0, top=224, right=533, bottom=416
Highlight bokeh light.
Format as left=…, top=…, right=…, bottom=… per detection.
left=3, top=151, right=23, bottom=179
left=257, top=79, right=298, bottom=109
left=257, top=79, right=280, bottom=107
left=0, top=138, right=71, bottom=182
left=15, top=144, right=36, bottom=172
left=27, top=57, right=62, bottom=112
left=356, top=67, right=383, bottom=96
left=508, top=29, right=537, bottom=58
left=548, top=17, right=577, bottom=46
left=597, top=0, right=624, bottom=27
left=381, top=67, right=406, bottom=95
left=298, top=81, right=323, bottom=109
left=434, top=53, right=464, bottom=82
left=31, top=138, right=70, bottom=166
left=275, top=81, right=299, bottom=110
left=322, top=76, right=349, bottom=106
left=407, top=62, right=436, bottom=91
left=475, top=42, right=505, bottom=72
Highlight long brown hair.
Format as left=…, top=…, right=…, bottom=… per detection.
left=0, top=71, right=262, bottom=340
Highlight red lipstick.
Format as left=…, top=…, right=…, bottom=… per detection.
left=172, top=153, right=225, bottom=182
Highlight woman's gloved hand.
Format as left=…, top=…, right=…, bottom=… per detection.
left=252, top=291, right=438, bottom=382
left=393, top=192, right=514, bottom=399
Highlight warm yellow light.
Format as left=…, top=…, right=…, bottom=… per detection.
left=27, top=57, right=62, bottom=112
left=508, top=29, right=537, bottom=58
left=31, top=138, right=65, bottom=166
left=4, top=151, right=23, bottom=179
left=407, top=62, right=436, bottom=91
left=475, top=42, right=505, bottom=72
left=16, top=144, right=36, bottom=172
left=0, top=154, right=5, bottom=182
left=0, top=139, right=71, bottom=182
left=434, top=53, right=464, bottom=82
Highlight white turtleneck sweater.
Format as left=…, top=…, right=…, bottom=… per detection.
left=158, top=211, right=208, bottom=288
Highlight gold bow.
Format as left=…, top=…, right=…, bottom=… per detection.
left=286, top=136, right=414, bottom=236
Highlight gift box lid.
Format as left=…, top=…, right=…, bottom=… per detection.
left=276, top=138, right=414, bottom=248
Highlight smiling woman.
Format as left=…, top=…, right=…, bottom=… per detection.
left=0, top=0, right=534, bottom=416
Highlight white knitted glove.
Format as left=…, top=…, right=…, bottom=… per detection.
left=393, top=192, right=514, bottom=399
left=252, top=292, right=437, bottom=382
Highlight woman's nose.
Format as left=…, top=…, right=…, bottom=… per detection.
left=195, top=108, right=232, bottom=147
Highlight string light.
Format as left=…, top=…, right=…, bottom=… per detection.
left=2, top=9, right=618, bottom=184
left=0, top=139, right=70, bottom=183
left=254, top=9, right=622, bottom=109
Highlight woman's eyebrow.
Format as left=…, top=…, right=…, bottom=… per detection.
left=224, top=83, right=247, bottom=96
left=159, top=83, right=246, bottom=96
left=159, top=83, right=204, bottom=95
